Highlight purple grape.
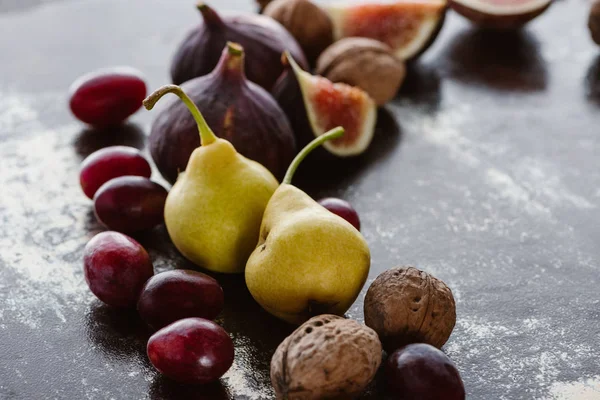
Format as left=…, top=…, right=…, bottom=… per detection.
left=80, top=146, right=152, bottom=199
left=147, top=318, right=234, bottom=384
left=385, top=343, right=465, bottom=400
left=83, top=231, right=154, bottom=308
left=69, top=67, right=147, bottom=127
left=317, top=197, right=361, bottom=231
left=137, top=270, right=225, bottom=331
left=93, top=176, right=167, bottom=233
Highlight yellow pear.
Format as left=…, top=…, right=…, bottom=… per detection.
left=245, top=128, right=371, bottom=324
left=143, top=85, right=278, bottom=273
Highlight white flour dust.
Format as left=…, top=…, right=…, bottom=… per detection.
left=397, top=101, right=596, bottom=218
left=0, top=93, right=90, bottom=330
left=549, top=376, right=600, bottom=399
left=446, top=315, right=597, bottom=399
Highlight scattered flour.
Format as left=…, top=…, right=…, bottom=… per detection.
left=396, top=100, right=596, bottom=219
left=549, top=376, right=600, bottom=399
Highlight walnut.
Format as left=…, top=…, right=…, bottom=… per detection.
left=589, top=0, right=600, bottom=45
left=264, top=0, right=334, bottom=65
left=271, top=314, right=382, bottom=400
left=316, top=37, right=406, bottom=106
left=364, top=266, right=456, bottom=353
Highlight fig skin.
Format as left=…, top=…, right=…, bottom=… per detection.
left=171, top=3, right=308, bottom=91
left=151, top=43, right=296, bottom=184
left=589, top=0, right=600, bottom=45
left=264, top=0, right=334, bottom=66
left=316, top=38, right=406, bottom=106
left=448, top=0, right=551, bottom=29
left=363, top=266, right=456, bottom=353
left=272, top=63, right=314, bottom=155
left=271, top=315, right=382, bottom=400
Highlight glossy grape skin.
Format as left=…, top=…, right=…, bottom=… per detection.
left=317, top=197, right=361, bottom=231
left=93, top=176, right=168, bottom=233
left=147, top=318, right=234, bottom=384
left=385, top=344, right=465, bottom=400
left=137, top=270, right=225, bottom=331
left=80, top=146, right=152, bottom=199
left=83, top=231, right=154, bottom=308
left=69, top=67, right=147, bottom=127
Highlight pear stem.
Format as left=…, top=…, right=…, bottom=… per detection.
left=143, top=84, right=217, bottom=146
left=282, top=127, right=345, bottom=185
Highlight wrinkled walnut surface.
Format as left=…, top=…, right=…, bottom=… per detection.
left=364, top=266, right=456, bottom=352
left=316, top=37, right=406, bottom=106
left=264, top=0, right=333, bottom=65
left=271, top=314, right=382, bottom=400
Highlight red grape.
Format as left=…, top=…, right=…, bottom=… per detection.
left=385, top=343, right=465, bottom=400
left=69, top=67, right=147, bottom=127
left=137, top=270, right=224, bottom=331
left=93, top=176, right=167, bottom=233
left=317, top=197, right=361, bottom=231
left=147, top=318, right=234, bottom=384
left=83, top=231, right=154, bottom=308
left=80, top=146, right=151, bottom=199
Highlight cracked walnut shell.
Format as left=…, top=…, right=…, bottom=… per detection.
left=271, top=314, right=382, bottom=400
left=364, top=266, right=456, bottom=353
left=316, top=37, right=406, bottom=106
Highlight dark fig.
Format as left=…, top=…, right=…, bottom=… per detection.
left=150, top=42, right=296, bottom=183
left=170, top=2, right=308, bottom=91
left=272, top=53, right=376, bottom=157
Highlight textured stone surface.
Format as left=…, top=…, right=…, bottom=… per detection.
left=0, top=0, right=599, bottom=399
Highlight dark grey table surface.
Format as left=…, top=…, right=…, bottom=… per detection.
left=1, top=0, right=599, bottom=399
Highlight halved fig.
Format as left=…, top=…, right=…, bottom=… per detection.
left=281, top=53, right=377, bottom=157
left=449, top=0, right=551, bottom=28
left=325, top=1, right=447, bottom=61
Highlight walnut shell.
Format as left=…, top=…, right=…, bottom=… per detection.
left=271, top=314, right=382, bottom=400
left=316, top=38, right=406, bottom=106
left=589, top=0, right=600, bottom=45
left=364, top=266, right=456, bottom=353
left=264, top=0, right=333, bottom=65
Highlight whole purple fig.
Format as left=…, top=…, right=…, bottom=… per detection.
left=150, top=42, right=296, bottom=183
left=171, top=3, right=308, bottom=91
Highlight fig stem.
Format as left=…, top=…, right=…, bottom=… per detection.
left=197, top=2, right=225, bottom=30
left=283, top=51, right=303, bottom=75
left=221, top=42, right=245, bottom=76
left=143, top=85, right=217, bottom=146
left=282, top=127, right=345, bottom=185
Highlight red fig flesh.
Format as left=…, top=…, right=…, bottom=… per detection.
left=274, top=54, right=376, bottom=157
left=326, top=1, right=447, bottom=61
left=449, top=0, right=551, bottom=29
left=151, top=42, right=296, bottom=183
left=170, top=3, right=308, bottom=91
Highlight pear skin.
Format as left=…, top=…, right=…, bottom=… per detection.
left=144, top=83, right=278, bottom=273
left=245, top=128, right=371, bottom=324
